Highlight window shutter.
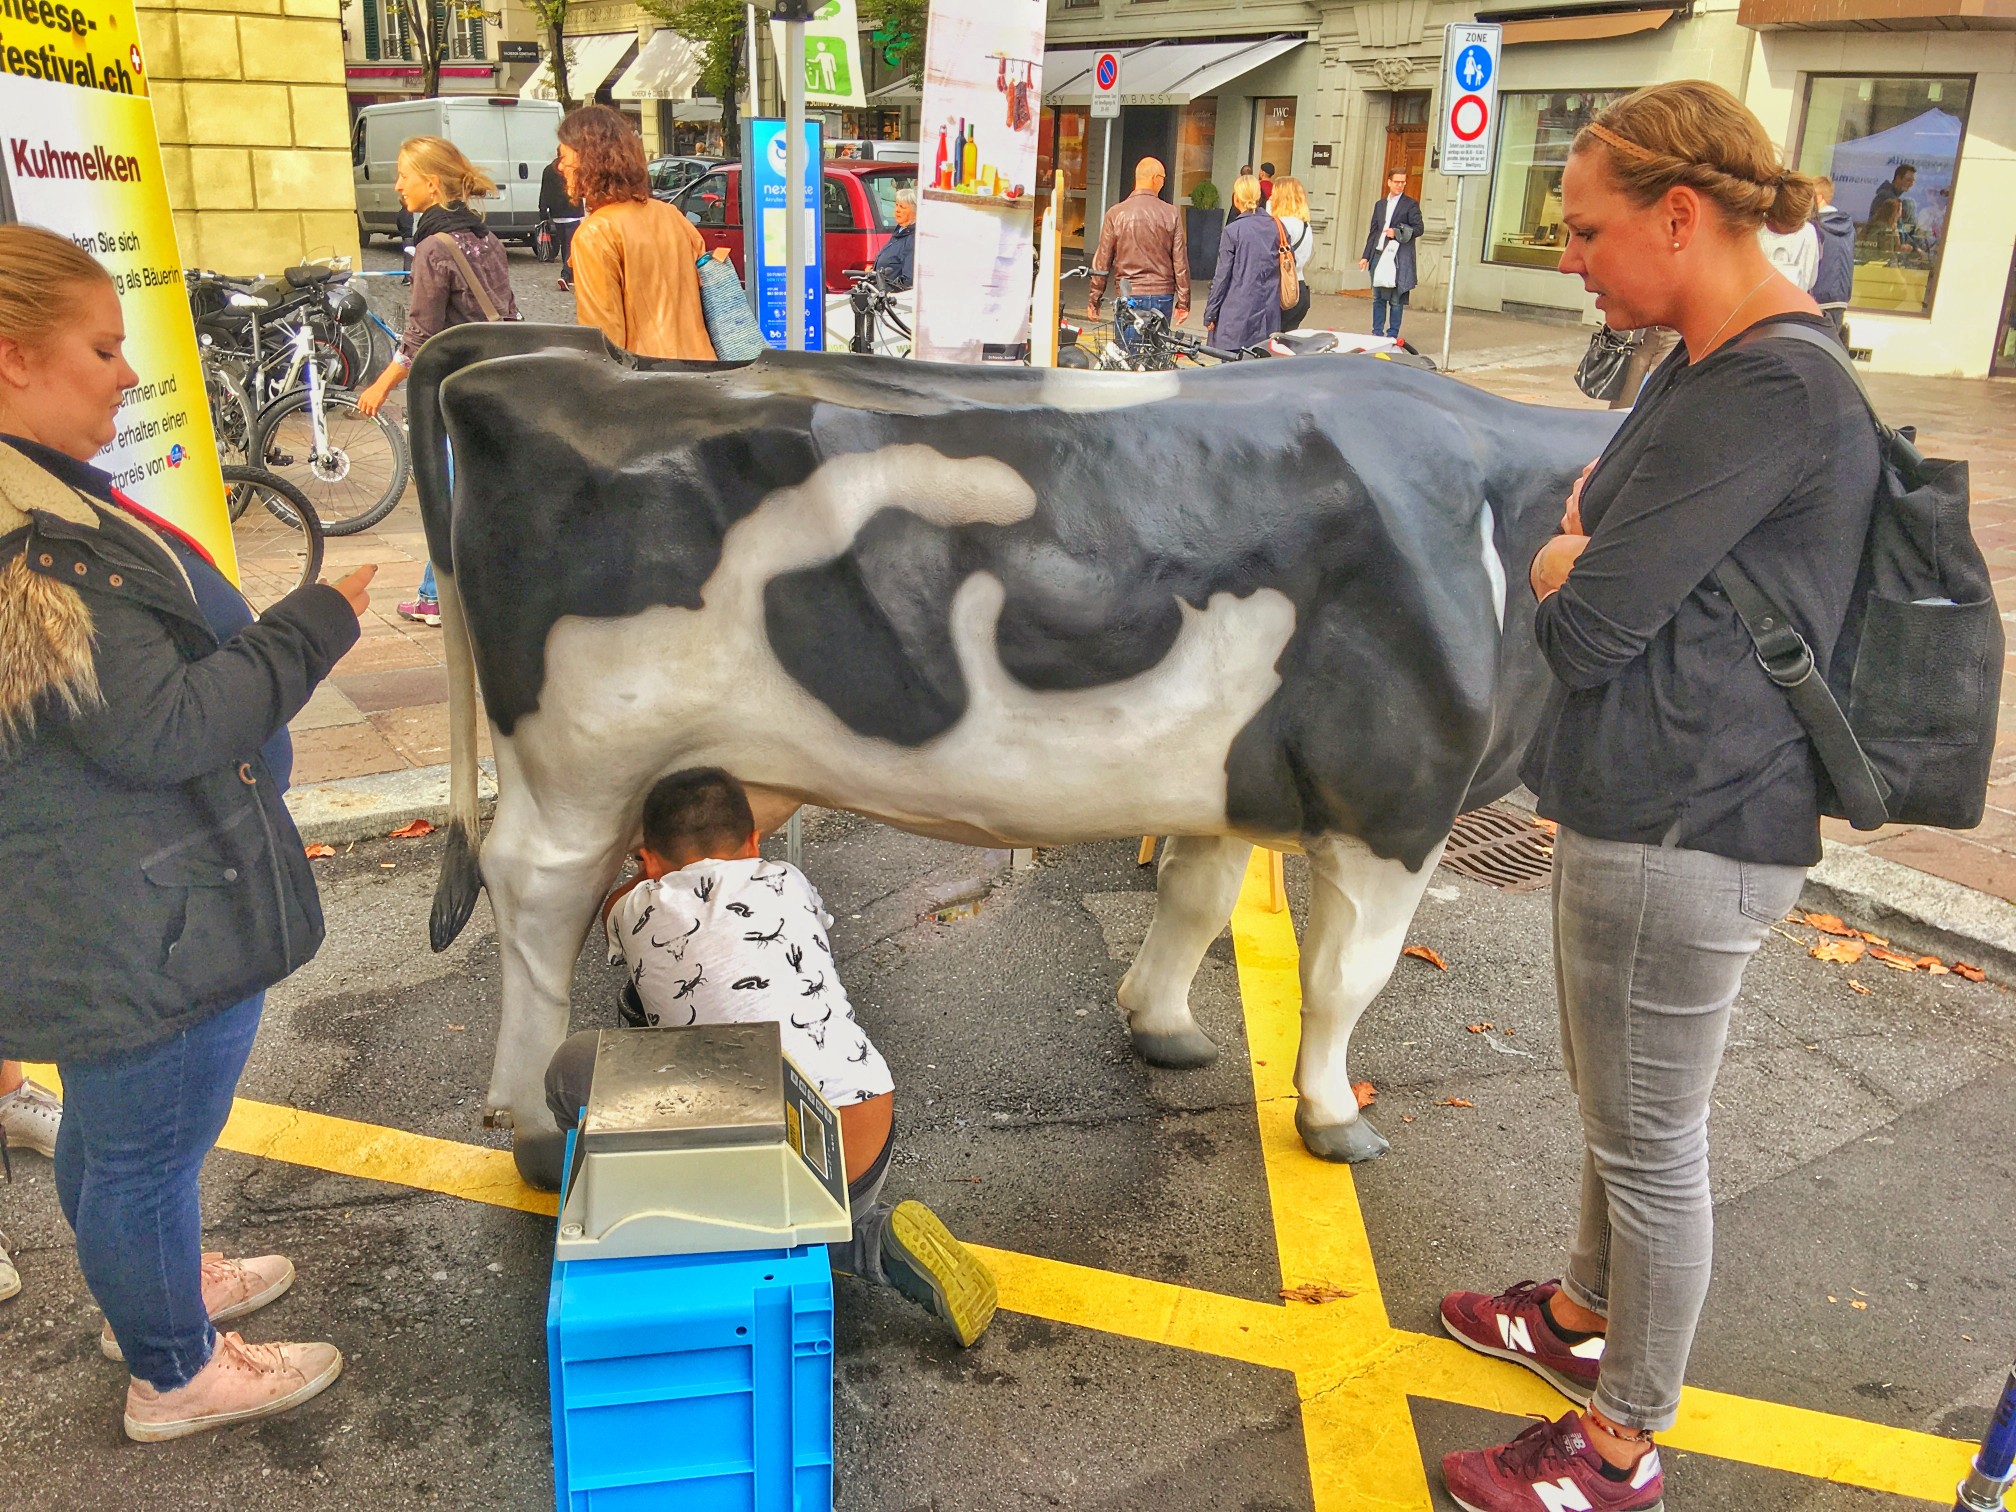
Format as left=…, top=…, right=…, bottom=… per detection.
left=469, top=8, right=484, bottom=57
left=363, top=0, right=379, bottom=58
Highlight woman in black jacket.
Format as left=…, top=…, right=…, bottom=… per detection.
left=0, top=224, right=373, bottom=1441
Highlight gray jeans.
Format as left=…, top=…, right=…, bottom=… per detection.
left=1552, top=828, right=1806, bottom=1431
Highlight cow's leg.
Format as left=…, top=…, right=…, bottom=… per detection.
left=1118, top=833, right=1253, bottom=1068
left=480, top=766, right=631, bottom=1188
left=1293, top=832, right=1449, bottom=1163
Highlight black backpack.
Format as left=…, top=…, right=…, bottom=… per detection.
left=1714, top=319, right=1999, bottom=832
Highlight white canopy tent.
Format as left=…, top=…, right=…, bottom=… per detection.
left=518, top=32, right=636, bottom=104
left=1825, top=108, right=1963, bottom=228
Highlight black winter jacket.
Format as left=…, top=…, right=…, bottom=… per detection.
left=0, top=442, right=359, bottom=1063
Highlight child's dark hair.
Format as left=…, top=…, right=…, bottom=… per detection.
left=641, top=768, right=755, bottom=860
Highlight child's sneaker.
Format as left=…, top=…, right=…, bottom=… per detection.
left=397, top=597, right=441, bottom=627
left=0, top=1078, right=62, bottom=1158
left=101, top=1253, right=295, bottom=1361
left=1441, top=1279, right=1605, bottom=1405
left=124, top=1331, right=342, bottom=1442
left=1443, top=1412, right=1664, bottom=1512
left=879, top=1200, right=997, bottom=1348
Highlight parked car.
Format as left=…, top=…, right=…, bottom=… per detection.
left=826, top=140, right=920, bottom=163
left=353, top=97, right=560, bottom=246
left=647, top=155, right=723, bottom=202
left=673, top=160, right=915, bottom=294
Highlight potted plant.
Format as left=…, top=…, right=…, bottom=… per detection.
left=1185, top=180, right=1224, bottom=281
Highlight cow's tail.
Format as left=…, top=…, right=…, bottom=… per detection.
left=429, top=562, right=484, bottom=952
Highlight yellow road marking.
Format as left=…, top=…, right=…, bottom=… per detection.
left=24, top=854, right=1977, bottom=1504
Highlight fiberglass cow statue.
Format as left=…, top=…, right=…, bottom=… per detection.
left=410, top=326, right=1621, bottom=1187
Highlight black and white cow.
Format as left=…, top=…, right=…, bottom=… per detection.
left=410, top=326, right=1620, bottom=1185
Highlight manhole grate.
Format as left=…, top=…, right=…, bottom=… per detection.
left=1439, top=806, right=1555, bottom=892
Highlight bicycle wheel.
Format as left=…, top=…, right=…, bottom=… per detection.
left=252, top=389, right=411, bottom=537
left=221, top=465, right=324, bottom=607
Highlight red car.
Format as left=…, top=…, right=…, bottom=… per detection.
left=674, top=161, right=915, bottom=294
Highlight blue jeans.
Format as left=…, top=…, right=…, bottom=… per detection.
left=1371, top=289, right=1408, bottom=340
left=55, top=995, right=265, bottom=1389
left=1117, top=293, right=1175, bottom=352
left=418, top=561, right=437, bottom=603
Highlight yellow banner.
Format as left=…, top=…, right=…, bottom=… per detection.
left=0, top=0, right=234, bottom=574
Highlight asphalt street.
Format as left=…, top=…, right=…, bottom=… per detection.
left=1, top=811, right=2010, bottom=1511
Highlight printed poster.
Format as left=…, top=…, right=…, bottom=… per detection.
left=0, top=0, right=230, bottom=571
left=768, top=0, right=866, bottom=109
left=912, top=0, right=1045, bottom=363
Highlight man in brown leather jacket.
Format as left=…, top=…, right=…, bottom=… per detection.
left=1087, top=157, right=1189, bottom=344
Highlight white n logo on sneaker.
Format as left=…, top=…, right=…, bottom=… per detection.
left=1496, top=1313, right=1536, bottom=1354
left=1532, top=1478, right=1595, bottom=1512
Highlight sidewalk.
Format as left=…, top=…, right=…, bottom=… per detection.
left=275, top=304, right=2016, bottom=970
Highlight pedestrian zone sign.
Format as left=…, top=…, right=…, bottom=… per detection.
left=1438, top=23, right=1501, bottom=175
left=1091, top=50, right=1121, bottom=119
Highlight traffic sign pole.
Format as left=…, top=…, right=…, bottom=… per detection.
left=1440, top=189, right=1463, bottom=375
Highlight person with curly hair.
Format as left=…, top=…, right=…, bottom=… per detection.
left=559, top=105, right=715, bottom=361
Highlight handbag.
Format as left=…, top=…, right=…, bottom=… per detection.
left=696, top=251, right=770, bottom=360
left=1275, top=220, right=1299, bottom=310
left=1574, top=325, right=1641, bottom=403
left=1715, top=319, right=1999, bottom=830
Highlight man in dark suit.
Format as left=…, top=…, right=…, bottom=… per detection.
left=1358, top=168, right=1425, bottom=340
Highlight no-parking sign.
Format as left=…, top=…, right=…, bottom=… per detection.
left=1091, top=50, right=1120, bottom=119
left=1438, top=22, right=1501, bottom=175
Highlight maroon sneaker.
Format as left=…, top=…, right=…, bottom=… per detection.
left=1441, top=1279, right=1604, bottom=1405
left=1443, top=1412, right=1664, bottom=1512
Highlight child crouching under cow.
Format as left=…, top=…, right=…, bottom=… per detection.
left=542, top=767, right=998, bottom=1347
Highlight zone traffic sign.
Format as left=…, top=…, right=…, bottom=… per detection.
left=1438, top=22, right=1502, bottom=175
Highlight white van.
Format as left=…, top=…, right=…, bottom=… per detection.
left=353, top=97, right=562, bottom=246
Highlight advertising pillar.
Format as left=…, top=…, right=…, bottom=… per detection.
left=912, top=0, right=1046, bottom=363
left=0, top=0, right=229, bottom=569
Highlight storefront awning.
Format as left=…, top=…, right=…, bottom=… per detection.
left=1502, top=7, right=1676, bottom=41
left=1737, top=0, right=2016, bottom=25
left=610, top=29, right=703, bottom=101
left=1044, top=36, right=1306, bottom=107
left=867, top=73, right=921, bottom=105
left=518, top=32, right=635, bottom=103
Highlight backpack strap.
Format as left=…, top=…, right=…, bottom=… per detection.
left=430, top=232, right=503, bottom=323
left=1740, top=316, right=1925, bottom=469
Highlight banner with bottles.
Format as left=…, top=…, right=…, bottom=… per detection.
left=0, top=0, right=230, bottom=571
left=912, top=0, right=1045, bottom=363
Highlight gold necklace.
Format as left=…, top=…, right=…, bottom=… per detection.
left=1696, top=270, right=1778, bottom=358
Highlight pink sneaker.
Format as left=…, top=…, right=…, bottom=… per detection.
left=124, top=1330, right=342, bottom=1442
left=397, top=597, right=441, bottom=627
left=1441, top=1279, right=1605, bottom=1405
left=101, top=1253, right=296, bottom=1361
left=1443, top=1412, right=1664, bottom=1512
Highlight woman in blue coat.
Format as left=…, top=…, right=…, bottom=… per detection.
left=1204, top=176, right=1286, bottom=351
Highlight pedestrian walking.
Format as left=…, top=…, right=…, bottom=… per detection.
left=1758, top=212, right=1818, bottom=291
left=1437, top=81, right=1879, bottom=1512
left=354, top=135, right=519, bottom=629
left=1358, top=167, right=1423, bottom=340
left=1203, top=174, right=1285, bottom=352
left=540, top=151, right=585, bottom=290
left=1258, top=162, right=1276, bottom=209
left=1811, top=174, right=1855, bottom=340
left=560, top=105, right=716, bottom=362
left=0, top=223, right=375, bottom=1441
left=1086, top=156, right=1189, bottom=349
left=1269, top=176, right=1314, bottom=332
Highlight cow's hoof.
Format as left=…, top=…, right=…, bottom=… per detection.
left=513, top=1126, right=567, bottom=1192
left=1131, top=1025, right=1220, bottom=1069
left=1295, top=1105, right=1389, bottom=1164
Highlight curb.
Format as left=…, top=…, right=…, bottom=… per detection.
left=286, top=760, right=496, bottom=846
left=1803, top=838, right=2016, bottom=984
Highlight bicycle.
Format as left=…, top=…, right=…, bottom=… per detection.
left=222, top=464, right=324, bottom=608
left=249, top=322, right=412, bottom=537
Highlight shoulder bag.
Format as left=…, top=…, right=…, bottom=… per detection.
left=1275, top=220, right=1299, bottom=310
left=1574, top=325, right=1642, bottom=403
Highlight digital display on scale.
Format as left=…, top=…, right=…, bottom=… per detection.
left=781, top=1055, right=848, bottom=1213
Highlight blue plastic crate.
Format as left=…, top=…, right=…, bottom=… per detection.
left=548, top=1243, right=835, bottom=1511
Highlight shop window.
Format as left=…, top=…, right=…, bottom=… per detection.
left=1252, top=97, right=1295, bottom=175
left=1177, top=98, right=1217, bottom=201
left=1036, top=106, right=1089, bottom=249
left=1484, top=90, right=1633, bottom=268
left=1794, top=74, right=1972, bottom=318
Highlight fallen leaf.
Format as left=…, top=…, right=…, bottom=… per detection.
left=1851, top=1299, right=1869, bottom=1310
left=447, top=1024, right=465, bottom=1031
left=389, top=818, right=435, bottom=839
left=1437, top=1097, right=1475, bottom=1108
left=1280, top=1283, right=1355, bottom=1305
left=1353, top=1080, right=1377, bottom=1109
left=1847, top=979, right=1873, bottom=995
left=1403, top=945, right=1448, bottom=971
left=1924, top=961, right=1951, bottom=976
left=1465, top=1022, right=1495, bottom=1033
left=1401, top=1115, right=1417, bottom=1124
left=1532, top=817, right=1559, bottom=836
left=1954, top=961, right=1987, bottom=982
left=1868, top=945, right=1921, bottom=972
left=379, top=862, right=397, bottom=870
left=1803, top=912, right=1859, bottom=938
left=304, top=842, right=336, bottom=859
left=1828, top=1295, right=1838, bottom=1303
left=1811, top=940, right=1866, bottom=965
left=1855, top=930, right=1890, bottom=947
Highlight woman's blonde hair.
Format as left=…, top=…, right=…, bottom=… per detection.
left=0, top=224, right=112, bottom=352
left=398, top=135, right=497, bottom=204
left=1230, top=174, right=1262, bottom=213
left=1573, top=80, right=1818, bottom=234
left=1268, top=176, right=1310, bottom=222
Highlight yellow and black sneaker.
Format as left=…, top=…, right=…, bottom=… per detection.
left=879, top=1200, right=997, bottom=1348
